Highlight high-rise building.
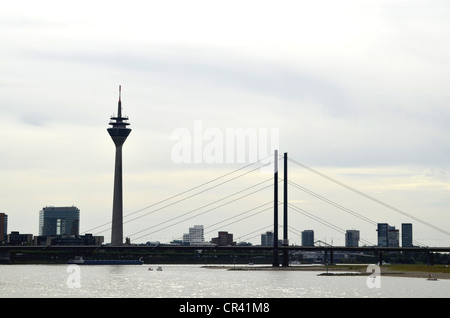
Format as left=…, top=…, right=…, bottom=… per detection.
left=402, top=223, right=413, bottom=247
left=261, top=231, right=274, bottom=246
left=0, top=213, right=7, bottom=242
left=107, top=86, right=131, bottom=246
left=377, top=223, right=389, bottom=247
left=301, top=230, right=314, bottom=247
left=39, top=206, right=80, bottom=236
left=388, top=226, right=399, bottom=247
left=183, top=225, right=205, bottom=245
left=345, top=230, right=360, bottom=247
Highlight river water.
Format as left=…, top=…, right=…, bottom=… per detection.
left=0, top=264, right=448, bottom=298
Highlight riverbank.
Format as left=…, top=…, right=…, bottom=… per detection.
left=380, top=264, right=450, bottom=280
left=205, top=264, right=450, bottom=280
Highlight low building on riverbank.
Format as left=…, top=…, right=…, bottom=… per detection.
left=33, top=233, right=104, bottom=246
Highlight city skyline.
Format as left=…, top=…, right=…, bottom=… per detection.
left=1, top=205, right=419, bottom=248
left=2, top=1, right=450, bottom=246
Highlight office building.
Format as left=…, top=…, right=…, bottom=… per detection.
left=39, top=206, right=80, bottom=236
left=402, top=223, right=413, bottom=247
left=388, top=226, right=399, bottom=247
left=0, top=213, right=7, bottom=242
left=7, top=231, right=33, bottom=245
left=345, top=230, right=360, bottom=247
left=211, top=231, right=235, bottom=246
left=261, top=231, right=274, bottom=246
left=301, top=230, right=314, bottom=247
left=377, top=223, right=389, bottom=247
left=183, top=225, right=205, bottom=245
left=33, top=233, right=103, bottom=246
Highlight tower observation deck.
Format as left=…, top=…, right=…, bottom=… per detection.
left=107, top=85, right=131, bottom=246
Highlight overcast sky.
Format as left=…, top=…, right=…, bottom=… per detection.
left=1, top=0, right=450, bottom=246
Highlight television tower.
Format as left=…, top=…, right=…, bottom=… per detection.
left=107, top=85, right=131, bottom=246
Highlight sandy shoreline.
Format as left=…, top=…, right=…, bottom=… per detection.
left=204, top=264, right=450, bottom=280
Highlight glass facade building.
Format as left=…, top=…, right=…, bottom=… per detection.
left=301, top=230, right=314, bottom=247
left=388, top=225, right=399, bottom=247
left=39, top=206, right=80, bottom=236
left=377, top=223, right=389, bottom=247
left=402, top=223, right=413, bottom=247
left=261, top=231, right=274, bottom=246
left=345, top=230, right=360, bottom=247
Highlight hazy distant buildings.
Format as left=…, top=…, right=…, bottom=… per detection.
left=377, top=223, right=389, bottom=247
left=183, top=225, right=205, bottom=246
left=377, top=223, right=400, bottom=247
left=0, top=213, right=7, bottom=242
left=39, top=206, right=80, bottom=236
left=261, top=231, right=274, bottom=246
left=211, top=231, right=235, bottom=246
left=345, top=230, right=360, bottom=247
left=402, top=223, right=413, bottom=247
left=378, top=223, right=413, bottom=247
left=34, top=233, right=103, bottom=246
left=301, top=230, right=314, bottom=247
left=388, top=226, right=399, bottom=247
left=7, top=231, right=33, bottom=245
left=0, top=207, right=103, bottom=246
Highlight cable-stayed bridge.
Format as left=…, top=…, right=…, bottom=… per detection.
left=71, top=151, right=450, bottom=266
left=87, top=152, right=450, bottom=248
left=3, top=152, right=448, bottom=265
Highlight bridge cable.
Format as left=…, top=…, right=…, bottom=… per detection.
left=84, top=155, right=273, bottom=234
left=204, top=203, right=273, bottom=236
left=288, top=203, right=375, bottom=246
left=238, top=224, right=277, bottom=243
left=288, top=158, right=450, bottom=237
left=89, top=157, right=273, bottom=237
left=119, top=163, right=273, bottom=236
left=166, top=202, right=274, bottom=244
left=287, top=180, right=378, bottom=225
left=130, top=179, right=276, bottom=242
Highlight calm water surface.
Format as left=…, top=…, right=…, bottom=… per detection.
left=0, top=264, right=448, bottom=298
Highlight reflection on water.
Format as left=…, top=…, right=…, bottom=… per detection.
left=0, top=264, right=449, bottom=298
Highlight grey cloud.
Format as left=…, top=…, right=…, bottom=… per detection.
left=23, top=46, right=351, bottom=116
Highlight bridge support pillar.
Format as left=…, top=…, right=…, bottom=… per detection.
left=272, top=150, right=279, bottom=267
left=427, top=251, right=434, bottom=266
left=282, top=152, right=289, bottom=267
left=329, top=250, right=334, bottom=265
left=378, top=251, right=383, bottom=265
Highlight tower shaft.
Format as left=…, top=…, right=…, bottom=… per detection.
left=107, top=86, right=131, bottom=246
left=111, top=144, right=124, bottom=246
